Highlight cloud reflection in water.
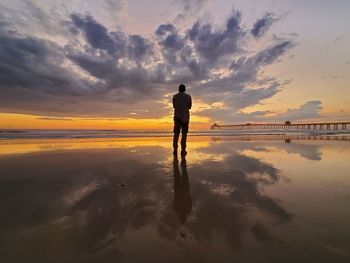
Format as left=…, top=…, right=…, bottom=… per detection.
left=1, top=138, right=349, bottom=262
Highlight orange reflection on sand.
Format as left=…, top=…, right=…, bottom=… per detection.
left=0, top=137, right=211, bottom=156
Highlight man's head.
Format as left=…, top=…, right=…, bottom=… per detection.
left=178, top=84, right=186, bottom=92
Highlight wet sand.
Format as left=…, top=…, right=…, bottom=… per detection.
left=0, top=136, right=349, bottom=262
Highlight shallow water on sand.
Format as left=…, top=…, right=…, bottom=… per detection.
left=0, top=136, right=349, bottom=263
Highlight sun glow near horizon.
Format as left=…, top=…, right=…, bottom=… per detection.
left=0, top=113, right=210, bottom=130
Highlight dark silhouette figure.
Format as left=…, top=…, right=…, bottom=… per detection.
left=173, top=84, right=192, bottom=154
left=173, top=154, right=192, bottom=224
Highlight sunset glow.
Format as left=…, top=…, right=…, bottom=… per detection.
left=0, top=113, right=209, bottom=130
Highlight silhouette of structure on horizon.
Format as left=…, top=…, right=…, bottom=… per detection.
left=210, top=134, right=350, bottom=142
left=173, top=84, right=192, bottom=154
left=211, top=121, right=350, bottom=131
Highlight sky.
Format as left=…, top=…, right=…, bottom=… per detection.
left=0, top=0, right=349, bottom=129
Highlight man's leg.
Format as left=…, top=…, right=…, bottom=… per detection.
left=181, top=122, right=189, bottom=152
left=173, top=118, right=181, bottom=152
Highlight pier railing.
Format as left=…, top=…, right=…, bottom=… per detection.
left=211, top=122, right=350, bottom=131
left=210, top=134, right=350, bottom=142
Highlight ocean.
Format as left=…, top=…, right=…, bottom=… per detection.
left=1, top=129, right=349, bottom=140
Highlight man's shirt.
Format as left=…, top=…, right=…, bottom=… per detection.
left=173, top=92, right=192, bottom=123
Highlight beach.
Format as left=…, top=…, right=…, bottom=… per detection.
left=0, top=134, right=349, bottom=262
left=1, top=0, right=349, bottom=261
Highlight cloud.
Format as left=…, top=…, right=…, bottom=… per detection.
left=0, top=28, right=93, bottom=95
left=255, top=40, right=295, bottom=64
left=192, top=39, right=295, bottom=112
left=175, top=0, right=210, bottom=23
left=0, top=2, right=297, bottom=121
left=70, top=13, right=154, bottom=60
left=0, top=27, right=166, bottom=117
left=70, top=13, right=124, bottom=55
left=232, top=84, right=281, bottom=109
left=274, top=100, right=323, bottom=121
left=249, top=110, right=274, bottom=116
left=333, top=35, right=344, bottom=43
left=187, top=10, right=244, bottom=63
left=200, top=100, right=323, bottom=124
left=251, top=13, right=278, bottom=38
left=326, top=34, right=345, bottom=49
left=155, top=23, right=186, bottom=65
left=180, top=0, right=209, bottom=13
left=101, top=0, right=128, bottom=28
left=282, top=142, right=322, bottom=161
left=37, top=117, right=74, bottom=121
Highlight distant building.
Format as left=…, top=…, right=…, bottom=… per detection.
left=211, top=123, right=219, bottom=129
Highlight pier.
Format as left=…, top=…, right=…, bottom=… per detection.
left=210, top=134, right=350, bottom=142
left=211, top=121, right=350, bottom=132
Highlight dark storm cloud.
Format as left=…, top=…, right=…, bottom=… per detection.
left=251, top=13, right=277, bottom=38
left=0, top=4, right=297, bottom=120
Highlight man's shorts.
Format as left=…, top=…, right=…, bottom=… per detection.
left=173, top=117, right=189, bottom=133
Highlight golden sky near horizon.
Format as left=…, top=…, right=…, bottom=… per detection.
left=0, top=113, right=210, bottom=130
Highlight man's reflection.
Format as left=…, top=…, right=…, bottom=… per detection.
left=173, top=154, right=192, bottom=223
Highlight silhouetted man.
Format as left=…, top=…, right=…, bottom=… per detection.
left=173, top=84, right=192, bottom=155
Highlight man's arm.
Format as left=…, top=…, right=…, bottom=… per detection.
left=188, top=95, right=192, bottom=109
left=172, top=96, right=175, bottom=108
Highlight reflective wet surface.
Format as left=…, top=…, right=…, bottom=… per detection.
left=0, top=137, right=349, bottom=262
